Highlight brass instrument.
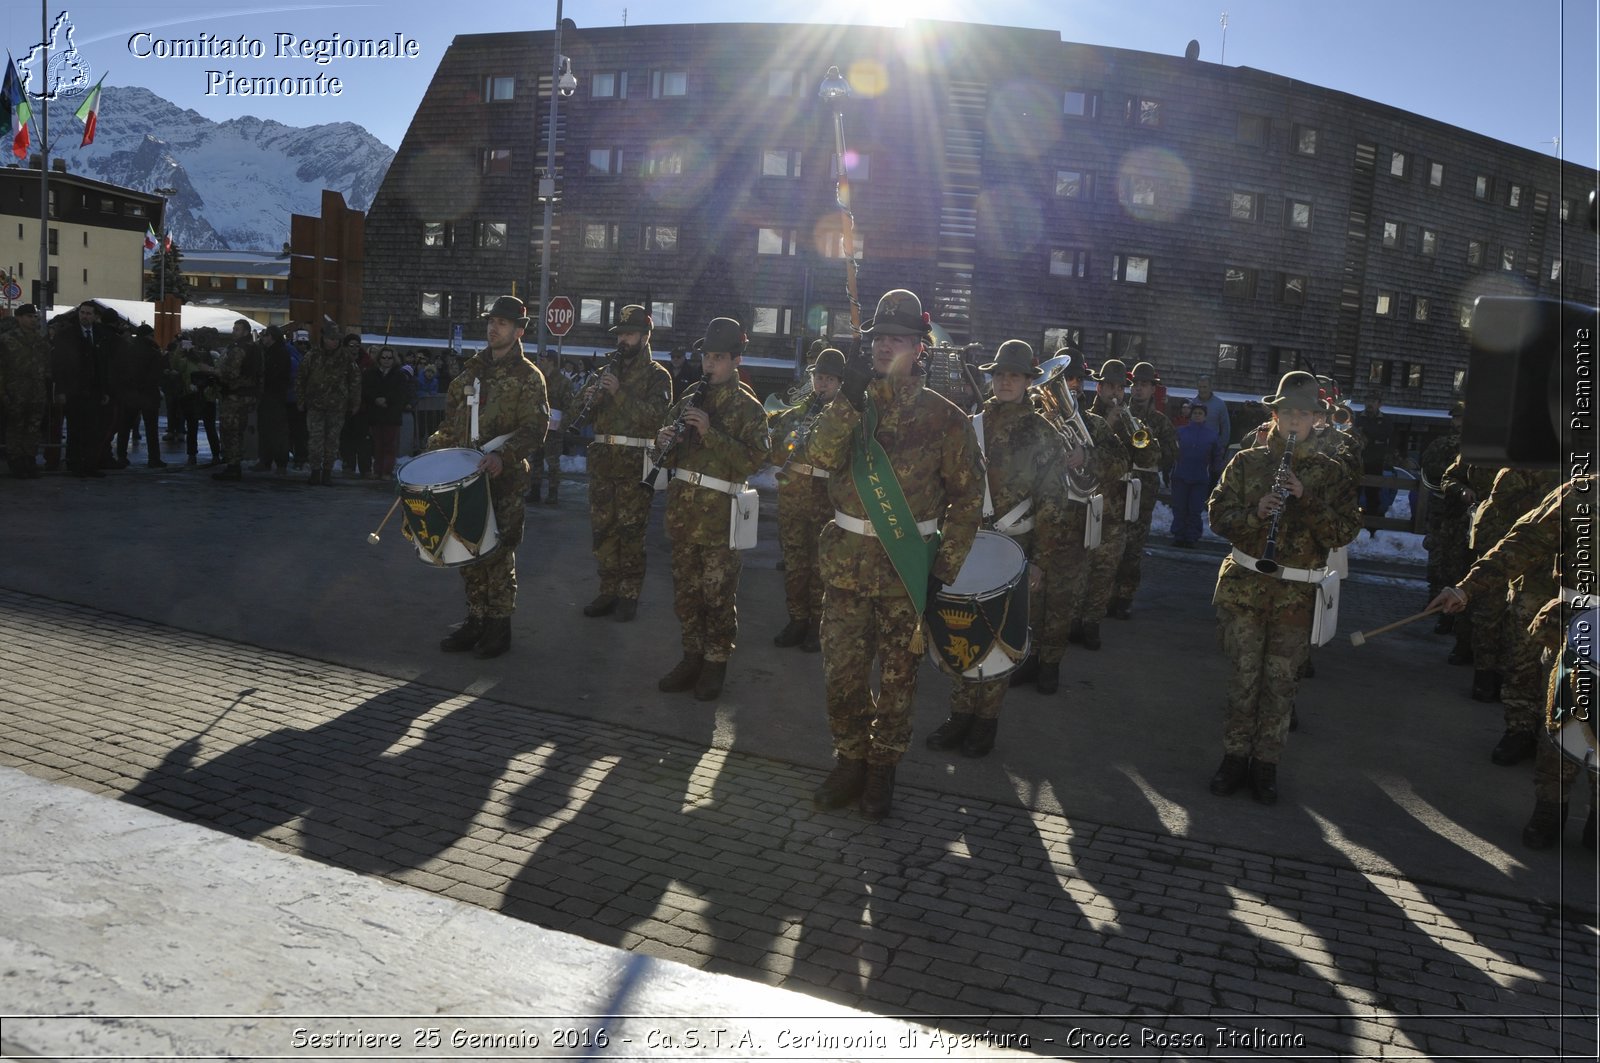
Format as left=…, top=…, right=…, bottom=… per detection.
left=1331, top=404, right=1353, bottom=427
left=1108, top=396, right=1152, bottom=449
left=762, top=376, right=813, bottom=417
left=1255, top=432, right=1298, bottom=574
left=1031, top=354, right=1096, bottom=495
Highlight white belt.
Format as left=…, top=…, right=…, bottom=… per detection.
left=834, top=511, right=939, bottom=538
left=1132, top=465, right=1159, bottom=474
left=594, top=434, right=652, bottom=448
left=675, top=469, right=745, bottom=496
left=787, top=463, right=830, bottom=479
left=1120, top=472, right=1140, bottom=483
left=1230, top=547, right=1328, bottom=584
left=992, top=498, right=1034, bottom=536
left=1561, top=587, right=1595, bottom=607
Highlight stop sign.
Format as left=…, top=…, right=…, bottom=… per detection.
left=545, top=296, right=575, bottom=337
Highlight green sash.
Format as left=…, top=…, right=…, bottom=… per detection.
left=851, top=392, right=942, bottom=616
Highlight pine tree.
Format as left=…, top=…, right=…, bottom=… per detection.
left=144, top=242, right=189, bottom=303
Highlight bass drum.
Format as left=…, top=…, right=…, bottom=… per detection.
left=395, top=448, right=501, bottom=567
left=923, top=530, right=1030, bottom=681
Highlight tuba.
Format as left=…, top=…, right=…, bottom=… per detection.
left=1031, top=354, right=1097, bottom=496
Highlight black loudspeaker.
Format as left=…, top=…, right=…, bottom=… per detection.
left=1462, top=296, right=1596, bottom=469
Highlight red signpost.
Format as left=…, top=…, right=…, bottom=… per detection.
left=545, top=296, right=575, bottom=338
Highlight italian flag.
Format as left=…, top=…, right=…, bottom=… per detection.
left=3, top=57, right=29, bottom=160
left=143, top=225, right=157, bottom=251
left=75, top=76, right=104, bottom=147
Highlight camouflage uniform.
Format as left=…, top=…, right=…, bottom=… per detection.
left=1076, top=392, right=1138, bottom=628
left=1, top=317, right=48, bottom=474
left=427, top=344, right=549, bottom=620
left=296, top=341, right=361, bottom=476
left=1208, top=430, right=1361, bottom=765
left=532, top=364, right=572, bottom=502
left=660, top=376, right=768, bottom=662
left=807, top=376, right=985, bottom=764
left=1112, top=397, right=1176, bottom=603
left=586, top=346, right=673, bottom=602
left=1439, top=455, right=1500, bottom=656
left=215, top=336, right=261, bottom=470
left=1417, top=429, right=1460, bottom=596
left=770, top=395, right=836, bottom=625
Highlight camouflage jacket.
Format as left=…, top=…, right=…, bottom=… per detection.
left=975, top=396, right=1071, bottom=549
left=662, top=376, right=768, bottom=547
left=1128, top=397, right=1177, bottom=475
left=296, top=345, right=361, bottom=413
left=1086, top=394, right=1140, bottom=517
left=215, top=340, right=262, bottom=401
left=544, top=365, right=574, bottom=418
left=171, top=345, right=220, bottom=403
left=587, top=345, right=674, bottom=480
left=768, top=394, right=834, bottom=487
left=1308, top=425, right=1363, bottom=483
left=0, top=317, right=48, bottom=403
left=808, top=376, right=985, bottom=594
left=1473, top=468, right=1564, bottom=575
left=427, top=344, right=549, bottom=475
left=1209, top=429, right=1361, bottom=609
left=1029, top=394, right=1130, bottom=499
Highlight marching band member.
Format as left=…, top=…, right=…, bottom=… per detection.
left=651, top=318, right=769, bottom=701
left=1074, top=359, right=1138, bottom=650
left=430, top=296, right=551, bottom=659
left=579, top=305, right=674, bottom=623
left=1206, top=372, right=1360, bottom=805
left=805, top=289, right=984, bottom=820
left=924, top=340, right=1065, bottom=757
left=768, top=344, right=844, bottom=653
left=1108, top=361, right=1177, bottom=620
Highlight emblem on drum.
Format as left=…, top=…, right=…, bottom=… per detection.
left=944, top=636, right=982, bottom=673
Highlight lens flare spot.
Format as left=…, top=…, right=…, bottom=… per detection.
left=1115, top=146, right=1193, bottom=224
left=847, top=59, right=889, bottom=99
left=976, top=184, right=1044, bottom=256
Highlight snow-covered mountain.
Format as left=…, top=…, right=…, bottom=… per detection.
left=34, top=85, right=393, bottom=251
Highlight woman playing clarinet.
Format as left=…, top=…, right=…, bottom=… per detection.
left=1205, top=372, right=1360, bottom=805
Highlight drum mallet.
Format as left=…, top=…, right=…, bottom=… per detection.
left=1350, top=605, right=1441, bottom=647
left=367, top=497, right=403, bottom=545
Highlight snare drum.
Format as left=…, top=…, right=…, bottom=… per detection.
left=924, top=530, right=1031, bottom=680
left=1548, top=604, right=1600, bottom=776
left=395, top=448, right=501, bottom=567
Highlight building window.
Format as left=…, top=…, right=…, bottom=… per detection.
left=820, top=230, right=864, bottom=260
left=1467, top=239, right=1484, bottom=267
left=1413, top=297, right=1430, bottom=322
left=1453, top=369, right=1467, bottom=392
left=1561, top=199, right=1573, bottom=222
left=262, top=279, right=275, bottom=292
left=1122, top=174, right=1158, bottom=209
left=1112, top=254, right=1150, bottom=284
left=421, top=292, right=446, bottom=318
left=126, top=203, right=147, bottom=218
left=234, top=278, right=247, bottom=290
left=1063, top=90, right=1100, bottom=118
left=1236, top=113, right=1268, bottom=147
left=1428, top=161, right=1445, bottom=188
left=1216, top=342, right=1251, bottom=371
left=1223, top=266, right=1257, bottom=300
left=1406, top=363, right=1424, bottom=388
left=1106, top=331, right=1146, bottom=361
left=588, top=148, right=623, bottom=175
left=582, top=222, right=620, bottom=251
left=651, top=70, right=687, bottom=98
left=579, top=298, right=614, bottom=325
left=1368, top=360, right=1394, bottom=386
left=1044, top=326, right=1083, bottom=354
left=1268, top=347, right=1301, bottom=374
left=1500, top=248, right=1517, bottom=272
left=1389, top=151, right=1407, bottom=178
left=1375, top=290, right=1394, bottom=316
left=642, top=224, right=677, bottom=252
left=757, top=227, right=798, bottom=255
left=1229, top=191, right=1262, bottom=221
left=761, top=149, right=802, bottom=178
left=1475, top=174, right=1490, bottom=200
left=1551, top=258, right=1563, bottom=282
left=475, top=294, right=498, bottom=316
left=1420, top=229, right=1438, bottom=256
left=650, top=301, right=675, bottom=328
left=752, top=306, right=792, bottom=334
left=1287, top=200, right=1313, bottom=230
left=1055, top=169, right=1094, bottom=200
left=767, top=70, right=799, bottom=96
left=481, top=148, right=512, bottom=175
left=475, top=221, right=508, bottom=249
left=1533, top=191, right=1551, bottom=215
left=1280, top=274, right=1307, bottom=305
left=1050, top=248, right=1089, bottom=278
left=423, top=221, right=450, bottom=248
left=641, top=149, right=683, bottom=176
left=590, top=72, right=626, bottom=99
left=1292, top=124, right=1318, bottom=155
left=47, top=228, right=57, bottom=255
left=1506, top=183, right=1523, bottom=209
left=1382, top=221, right=1402, bottom=249
left=1126, top=97, right=1161, bottom=127
left=1459, top=304, right=1474, bottom=329
left=484, top=75, right=514, bottom=102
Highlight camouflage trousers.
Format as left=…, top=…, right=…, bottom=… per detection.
left=1469, top=579, right=1510, bottom=674
left=589, top=469, right=655, bottom=601
left=1496, top=589, right=1545, bottom=735
left=777, top=477, right=832, bottom=621
left=304, top=409, right=345, bottom=469
left=1112, top=471, right=1160, bottom=600
left=1075, top=516, right=1128, bottom=625
left=821, top=586, right=922, bottom=765
left=670, top=542, right=742, bottom=662
left=3, top=396, right=42, bottom=467
left=1034, top=501, right=1091, bottom=664
left=530, top=435, right=562, bottom=495
left=461, top=466, right=529, bottom=620
left=218, top=397, right=254, bottom=467
left=950, top=674, right=1007, bottom=720
left=1216, top=584, right=1314, bottom=763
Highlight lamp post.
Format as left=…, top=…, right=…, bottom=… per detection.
left=534, top=2, right=577, bottom=356
left=154, top=185, right=176, bottom=301
left=818, top=66, right=860, bottom=344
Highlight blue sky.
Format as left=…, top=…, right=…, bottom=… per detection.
left=4, top=0, right=1594, bottom=166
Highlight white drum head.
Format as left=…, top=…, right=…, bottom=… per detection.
left=397, top=448, right=482, bottom=487
left=946, top=530, right=1027, bottom=594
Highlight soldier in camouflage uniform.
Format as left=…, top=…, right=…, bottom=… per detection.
left=295, top=323, right=362, bottom=485
left=1417, top=404, right=1463, bottom=628
left=1206, top=372, right=1361, bottom=805
left=653, top=318, right=769, bottom=701
left=1434, top=475, right=1598, bottom=850
left=1439, top=454, right=1499, bottom=664
left=1, top=305, right=47, bottom=478
left=210, top=320, right=261, bottom=482
left=529, top=350, right=572, bottom=505
left=1075, top=359, right=1139, bottom=650
left=922, top=340, right=1066, bottom=757
left=769, top=344, right=843, bottom=654
left=579, top=305, right=674, bottom=623
left=429, top=296, right=551, bottom=659
left=805, top=289, right=985, bottom=821
left=1108, top=361, right=1177, bottom=619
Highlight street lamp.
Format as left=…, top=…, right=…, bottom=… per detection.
left=819, top=66, right=861, bottom=342
left=534, top=3, right=578, bottom=356
left=154, top=185, right=176, bottom=302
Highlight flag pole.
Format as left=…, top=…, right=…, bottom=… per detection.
left=36, top=0, right=49, bottom=331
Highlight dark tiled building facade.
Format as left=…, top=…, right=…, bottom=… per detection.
left=365, top=20, right=1597, bottom=408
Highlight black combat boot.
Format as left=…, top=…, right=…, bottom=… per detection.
left=1491, top=729, right=1537, bottom=766
left=1036, top=660, right=1061, bottom=695
left=812, top=756, right=866, bottom=810
left=693, top=660, right=727, bottom=701
left=211, top=463, right=243, bottom=482
left=1522, top=801, right=1568, bottom=850
left=1250, top=760, right=1279, bottom=806
left=800, top=619, right=821, bottom=654
left=773, top=618, right=808, bottom=648
left=582, top=593, right=618, bottom=617
left=613, top=598, right=638, bottom=622
left=924, top=713, right=974, bottom=751
left=1107, top=598, right=1133, bottom=620
left=1081, top=623, right=1102, bottom=651
left=307, top=468, right=323, bottom=485
left=440, top=616, right=485, bottom=652
left=1008, top=654, right=1040, bottom=687
left=859, top=761, right=896, bottom=821
left=473, top=618, right=512, bottom=659
left=657, top=654, right=704, bottom=693
left=961, top=718, right=998, bottom=758
left=1208, top=753, right=1249, bottom=796
left=1068, top=621, right=1085, bottom=645
left=1471, top=670, right=1502, bottom=703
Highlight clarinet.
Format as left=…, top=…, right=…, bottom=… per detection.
left=568, top=355, right=618, bottom=430
left=641, top=382, right=704, bottom=491
left=1255, top=432, right=1298, bottom=574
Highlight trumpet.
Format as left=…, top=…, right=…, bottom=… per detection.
left=776, top=392, right=828, bottom=473
left=1331, top=404, right=1353, bottom=427
left=1031, top=355, right=1096, bottom=494
left=1109, top=396, right=1152, bottom=449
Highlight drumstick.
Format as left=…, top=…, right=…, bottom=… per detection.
left=367, top=496, right=403, bottom=545
left=1349, top=605, right=1442, bottom=647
